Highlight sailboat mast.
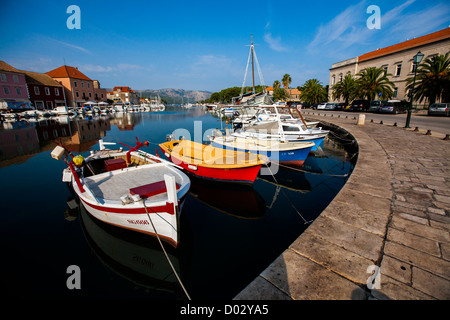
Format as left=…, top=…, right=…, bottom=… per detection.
left=251, top=34, right=255, bottom=93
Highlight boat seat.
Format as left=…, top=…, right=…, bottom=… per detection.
left=129, top=181, right=180, bottom=199
left=105, top=158, right=127, bottom=171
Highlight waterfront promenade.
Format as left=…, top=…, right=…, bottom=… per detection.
left=235, top=112, right=450, bottom=300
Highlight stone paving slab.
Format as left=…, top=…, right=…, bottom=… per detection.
left=235, top=113, right=450, bottom=300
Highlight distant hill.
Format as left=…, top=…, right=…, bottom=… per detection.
left=137, top=88, right=212, bottom=104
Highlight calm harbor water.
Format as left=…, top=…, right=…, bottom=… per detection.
left=0, top=107, right=355, bottom=299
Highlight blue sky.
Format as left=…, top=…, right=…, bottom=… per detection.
left=1, top=0, right=449, bottom=92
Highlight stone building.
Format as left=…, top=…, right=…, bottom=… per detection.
left=329, top=28, right=450, bottom=107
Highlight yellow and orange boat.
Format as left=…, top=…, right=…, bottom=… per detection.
left=159, top=139, right=268, bottom=185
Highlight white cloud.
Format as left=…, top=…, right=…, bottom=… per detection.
left=307, top=0, right=367, bottom=53
left=264, top=21, right=288, bottom=52
left=306, top=0, right=450, bottom=59
left=264, top=32, right=288, bottom=52
left=81, top=63, right=152, bottom=73
left=51, top=39, right=92, bottom=54
left=384, top=2, right=450, bottom=41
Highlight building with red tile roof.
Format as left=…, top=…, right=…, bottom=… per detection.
left=46, top=65, right=107, bottom=108
left=107, top=86, right=140, bottom=104
left=329, top=28, right=450, bottom=106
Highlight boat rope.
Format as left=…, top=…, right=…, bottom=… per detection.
left=276, top=162, right=350, bottom=178
left=141, top=200, right=192, bottom=300
left=265, top=165, right=313, bottom=225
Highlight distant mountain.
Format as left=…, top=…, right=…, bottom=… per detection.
left=137, top=88, right=212, bottom=104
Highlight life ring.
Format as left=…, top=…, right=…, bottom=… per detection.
left=297, top=105, right=302, bottom=112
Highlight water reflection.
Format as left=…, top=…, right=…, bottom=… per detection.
left=0, top=108, right=355, bottom=299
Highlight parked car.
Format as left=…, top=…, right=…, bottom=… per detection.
left=325, top=103, right=337, bottom=110
left=427, top=103, right=449, bottom=116
left=317, top=102, right=327, bottom=110
left=379, top=100, right=410, bottom=114
left=347, top=99, right=370, bottom=111
left=334, top=103, right=346, bottom=111
left=368, top=100, right=387, bottom=112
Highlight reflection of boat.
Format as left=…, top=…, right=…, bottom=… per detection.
left=159, top=139, right=267, bottom=185
left=51, top=138, right=191, bottom=247
left=189, top=176, right=266, bottom=219
left=257, top=164, right=312, bottom=193
left=79, top=201, right=183, bottom=297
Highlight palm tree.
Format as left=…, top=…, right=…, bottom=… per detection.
left=332, top=74, right=357, bottom=105
left=299, top=79, right=328, bottom=105
left=406, top=53, right=450, bottom=106
left=273, top=80, right=281, bottom=90
left=356, top=67, right=395, bottom=101
left=282, top=74, right=292, bottom=90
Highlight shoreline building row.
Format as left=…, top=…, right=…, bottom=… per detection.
left=0, top=61, right=108, bottom=111
left=329, top=28, right=450, bottom=106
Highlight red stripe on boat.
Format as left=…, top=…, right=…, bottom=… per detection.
left=81, top=198, right=178, bottom=215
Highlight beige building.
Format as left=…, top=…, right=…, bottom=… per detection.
left=329, top=28, right=450, bottom=107
left=46, top=65, right=107, bottom=108
left=107, top=86, right=140, bottom=105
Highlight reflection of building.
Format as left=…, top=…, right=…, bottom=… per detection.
left=46, top=65, right=107, bottom=108
left=64, top=117, right=111, bottom=152
left=0, top=121, right=40, bottom=164
left=20, top=70, right=66, bottom=110
left=0, top=61, right=32, bottom=111
left=107, top=86, right=140, bottom=105
left=109, top=113, right=138, bottom=131
left=329, top=28, right=450, bottom=106
left=34, top=118, right=72, bottom=144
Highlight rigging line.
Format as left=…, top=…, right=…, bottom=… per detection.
left=252, top=48, right=265, bottom=87
left=240, top=46, right=252, bottom=98
left=141, top=199, right=191, bottom=300
left=265, top=165, right=313, bottom=225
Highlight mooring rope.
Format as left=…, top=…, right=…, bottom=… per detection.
left=265, top=164, right=313, bottom=225
left=141, top=199, right=191, bottom=300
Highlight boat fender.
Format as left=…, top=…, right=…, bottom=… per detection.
left=73, top=155, right=85, bottom=167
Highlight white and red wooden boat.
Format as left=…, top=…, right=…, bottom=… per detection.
left=51, top=138, right=190, bottom=247
left=159, top=139, right=268, bottom=185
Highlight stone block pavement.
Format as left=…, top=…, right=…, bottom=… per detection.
left=234, top=113, right=450, bottom=300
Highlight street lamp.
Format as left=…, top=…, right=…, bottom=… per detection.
left=405, top=51, right=425, bottom=128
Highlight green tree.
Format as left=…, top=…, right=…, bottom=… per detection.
left=282, top=74, right=292, bottom=90
left=406, top=53, right=450, bottom=106
left=273, top=80, right=281, bottom=90
left=332, top=74, right=357, bottom=105
left=356, top=67, right=395, bottom=101
left=299, top=79, right=328, bottom=104
left=273, top=87, right=289, bottom=101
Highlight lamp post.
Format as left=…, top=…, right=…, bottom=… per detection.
left=405, top=51, right=425, bottom=128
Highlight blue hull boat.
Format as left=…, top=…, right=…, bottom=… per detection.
left=210, top=136, right=315, bottom=166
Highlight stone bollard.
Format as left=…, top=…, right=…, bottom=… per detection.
left=425, top=130, right=432, bottom=135
left=357, top=114, right=366, bottom=126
